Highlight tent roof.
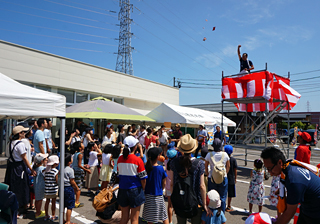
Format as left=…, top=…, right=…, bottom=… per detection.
left=0, top=72, right=66, bottom=119
left=146, top=103, right=235, bottom=126
left=66, top=99, right=155, bottom=122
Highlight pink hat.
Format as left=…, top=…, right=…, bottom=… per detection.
left=245, top=213, right=272, bottom=224
left=47, top=155, right=59, bottom=166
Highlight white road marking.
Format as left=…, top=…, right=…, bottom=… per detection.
left=237, top=179, right=271, bottom=188
left=43, top=199, right=97, bottom=224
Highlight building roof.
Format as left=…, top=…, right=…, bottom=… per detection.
left=183, top=103, right=238, bottom=113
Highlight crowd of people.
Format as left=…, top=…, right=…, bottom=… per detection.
left=3, top=118, right=320, bottom=224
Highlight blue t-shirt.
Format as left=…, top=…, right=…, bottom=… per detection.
left=284, top=164, right=320, bottom=218
left=135, top=153, right=147, bottom=164
left=33, top=130, right=47, bottom=154
left=44, top=129, right=53, bottom=150
left=145, top=165, right=167, bottom=196
left=201, top=208, right=226, bottom=224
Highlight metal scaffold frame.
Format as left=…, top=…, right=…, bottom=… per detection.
left=221, top=64, right=291, bottom=165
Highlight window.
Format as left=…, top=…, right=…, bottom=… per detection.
left=58, top=89, right=74, bottom=104
left=76, top=92, right=88, bottom=103
left=35, top=85, right=51, bottom=92
left=90, top=94, right=101, bottom=100
left=114, top=98, right=123, bottom=104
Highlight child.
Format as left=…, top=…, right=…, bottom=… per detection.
left=201, top=189, right=226, bottom=224
left=33, top=153, right=48, bottom=219
left=224, top=145, right=237, bottom=212
left=44, top=155, right=59, bottom=221
left=247, top=159, right=265, bottom=214
left=64, top=153, right=80, bottom=224
left=100, top=144, right=113, bottom=189
left=269, top=174, right=281, bottom=217
left=109, top=145, right=121, bottom=185
left=142, top=147, right=169, bottom=224
left=164, top=148, right=177, bottom=224
left=86, top=142, right=102, bottom=195
left=71, top=141, right=91, bottom=208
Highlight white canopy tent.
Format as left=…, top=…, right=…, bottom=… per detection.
left=0, top=72, right=67, bottom=224
left=146, top=103, right=236, bottom=129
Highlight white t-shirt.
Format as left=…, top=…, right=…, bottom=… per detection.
left=44, top=129, right=53, bottom=149
left=205, top=151, right=230, bottom=178
left=21, top=138, right=32, bottom=165
left=137, top=130, right=147, bottom=145
left=83, top=135, right=89, bottom=147
left=102, top=153, right=112, bottom=166
left=102, top=135, right=113, bottom=145
left=9, top=140, right=27, bottom=162
left=88, top=151, right=99, bottom=167
left=159, top=134, right=168, bottom=144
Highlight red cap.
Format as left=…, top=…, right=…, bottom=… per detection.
left=298, top=131, right=312, bottom=142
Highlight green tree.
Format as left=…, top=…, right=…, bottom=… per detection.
left=307, top=124, right=316, bottom=129
left=278, top=121, right=288, bottom=129
left=291, top=121, right=306, bottom=129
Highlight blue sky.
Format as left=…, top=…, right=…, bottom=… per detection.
left=1, top=0, right=320, bottom=112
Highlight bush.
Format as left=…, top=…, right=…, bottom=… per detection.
left=278, top=121, right=288, bottom=129
left=291, top=121, right=306, bottom=129
left=307, top=124, right=316, bottom=129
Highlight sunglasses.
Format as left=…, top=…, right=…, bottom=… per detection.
left=266, top=164, right=276, bottom=172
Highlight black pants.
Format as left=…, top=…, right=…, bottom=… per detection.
left=297, top=211, right=320, bottom=224
left=194, top=143, right=202, bottom=158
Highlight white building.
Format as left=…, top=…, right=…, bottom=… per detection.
left=0, top=40, right=179, bottom=112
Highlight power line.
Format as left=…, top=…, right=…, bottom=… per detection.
left=290, top=69, right=320, bottom=76
left=0, top=8, right=118, bottom=32
left=0, top=28, right=118, bottom=46
left=140, top=0, right=238, bottom=73
left=11, top=41, right=114, bottom=53
left=291, top=75, right=320, bottom=82
left=42, top=0, right=117, bottom=18
left=155, top=0, right=240, bottom=66
left=177, top=78, right=220, bottom=81
left=179, top=81, right=221, bottom=86
left=0, top=20, right=116, bottom=40
left=134, top=22, right=219, bottom=76
left=180, top=86, right=221, bottom=89
left=61, top=0, right=117, bottom=13
left=134, top=35, right=208, bottom=76
left=0, top=0, right=118, bottom=25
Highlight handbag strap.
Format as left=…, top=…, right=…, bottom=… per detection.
left=9, top=141, right=23, bottom=162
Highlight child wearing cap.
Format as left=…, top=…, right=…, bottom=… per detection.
left=201, top=189, right=226, bottom=224
left=224, top=145, right=237, bottom=212
left=33, top=153, right=48, bottom=219
left=44, top=155, right=60, bottom=221
left=142, top=147, right=169, bottom=224
left=164, top=145, right=177, bottom=224
left=295, top=131, right=312, bottom=164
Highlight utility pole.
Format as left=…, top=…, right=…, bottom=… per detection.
left=115, top=0, right=134, bottom=75
left=307, top=101, right=311, bottom=112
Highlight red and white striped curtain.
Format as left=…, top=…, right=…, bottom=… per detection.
left=221, top=71, right=301, bottom=112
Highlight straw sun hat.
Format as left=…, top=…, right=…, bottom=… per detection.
left=177, top=134, right=198, bottom=154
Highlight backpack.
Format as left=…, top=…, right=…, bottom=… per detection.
left=171, top=159, right=199, bottom=218
left=210, top=152, right=226, bottom=184
left=92, top=186, right=119, bottom=212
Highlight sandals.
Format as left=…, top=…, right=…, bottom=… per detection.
left=226, top=206, right=233, bottom=212
left=75, top=202, right=84, bottom=208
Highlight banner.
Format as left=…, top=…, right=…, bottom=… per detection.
left=269, top=123, right=277, bottom=143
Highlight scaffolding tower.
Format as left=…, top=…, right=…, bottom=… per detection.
left=221, top=65, right=291, bottom=165
left=115, top=0, right=134, bottom=75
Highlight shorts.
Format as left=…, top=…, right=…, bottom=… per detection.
left=166, top=190, right=172, bottom=197
left=74, top=169, right=84, bottom=189
left=117, top=187, right=145, bottom=208
left=45, top=192, right=58, bottom=199
left=228, top=184, right=236, bottom=198
left=64, top=186, right=75, bottom=210
left=110, top=171, right=118, bottom=185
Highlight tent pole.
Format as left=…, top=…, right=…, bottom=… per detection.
left=59, top=118, right=66, bottom=224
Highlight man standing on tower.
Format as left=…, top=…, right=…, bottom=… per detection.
left=238, top=45, right=254, bottom=73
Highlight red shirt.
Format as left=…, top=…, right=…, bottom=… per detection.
left=295, top=144, right=311, bottom=164
left=145, top=135, right=157, bottom=149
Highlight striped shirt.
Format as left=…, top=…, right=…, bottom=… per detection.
left=117, top=154, right=147, bottom=189
left=44, top=168, right=59, bottom=195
